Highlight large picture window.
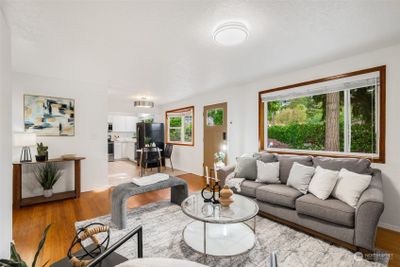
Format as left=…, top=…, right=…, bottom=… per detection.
left=258, top=66, right=386, bottom=163
left=166, top=106, right=194, bottom=146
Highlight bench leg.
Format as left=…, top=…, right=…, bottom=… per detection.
left=111, top=194, right=127, bottom=230
left=171, top=184, right=188, bottom=205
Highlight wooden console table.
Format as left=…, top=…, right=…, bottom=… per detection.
left=13, top=157, right=85, bottom=208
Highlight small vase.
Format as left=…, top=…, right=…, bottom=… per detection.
left=36, top=155, right=46, bottom=162
left=220, top=185, right=234, bottom=207
left=43, top=189, right=53, bottom=198
left=215, top=161, right=225, bottom=169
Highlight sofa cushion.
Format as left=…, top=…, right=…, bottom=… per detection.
left=277, top=155, right=313, bottom=183
left=296, top=194, right=355, bottom=227
left=286, top=162, right=315, bottom=194
left=256, top=184, right=303, bottom=209
left=239, top=180, right=263, bottom=198
left=313, top=156, right=372, bottom=174
left=253, top=151, right=277, bottom=163
left=331, top=168, right=372, bottom=208
left=234, top=157, right=257, bottom=180
left=308, top=166, right=339, bottom=200
left=255, top=161, right=280, bottom=184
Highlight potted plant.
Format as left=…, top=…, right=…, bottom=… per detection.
left=36, top=142, right=48, bottom=162
left=0, top=224, right=51, bottom=267
left=214, top=151, right=226, bottom=169
left=34, top=163, right=62, bottom=198
left=144, top=137, right=152, bottom=147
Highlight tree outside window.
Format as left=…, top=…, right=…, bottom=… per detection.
left=260, top=67, right=384, bottom=161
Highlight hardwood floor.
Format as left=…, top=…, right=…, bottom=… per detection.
left=13, top=173, right=400, bottom=266
left=13, top=173, right=205, bottom=266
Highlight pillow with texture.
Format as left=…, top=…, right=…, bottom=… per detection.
left=255, top=161, right=280, bottom=184
left=308, top=166, right=339, bottom=200
left=331, top=168, right=371, bottom=208
left=286, top=162, right=315, bottom=194
left=277, top=155, right=313, bottom=183
left=234, top=157, right=257, bottom=180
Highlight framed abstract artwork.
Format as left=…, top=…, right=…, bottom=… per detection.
left=24, top=94, right=75, bottom=136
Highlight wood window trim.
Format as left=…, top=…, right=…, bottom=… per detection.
left=258, top=65, right=386, bottom=163
left=165, top=106, right=195, bottom=146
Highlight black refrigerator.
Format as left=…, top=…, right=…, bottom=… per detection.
left=135, top=122, right=165, bottom=166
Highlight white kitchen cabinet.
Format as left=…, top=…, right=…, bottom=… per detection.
left=111, top=115, right=137, bottom=132
left=121, top=143, right=130, bottom=158
left=114, top=143, right=122, bottom=160
left=112, top=116, right=125, bottom=132
left=127, top=143, right=136, bottom=161
left=125, top=117, right=136, bottom=132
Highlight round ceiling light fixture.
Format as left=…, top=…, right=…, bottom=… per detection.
left=134, top=97, right=154, bottom=108
left=213, top=22, right=249, bottom=46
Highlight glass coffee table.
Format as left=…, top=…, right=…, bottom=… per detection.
left=181, top=192, right=258, bottom=257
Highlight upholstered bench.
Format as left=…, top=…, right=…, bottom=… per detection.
left=111, top=176, right=188, bottom=229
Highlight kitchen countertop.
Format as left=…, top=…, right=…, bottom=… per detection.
left=113, top=140, right=136, bottom=143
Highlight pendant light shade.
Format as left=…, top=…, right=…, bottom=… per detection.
left=134, top=100, right=154, bottom=108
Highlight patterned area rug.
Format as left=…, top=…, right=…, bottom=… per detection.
left=76, top=201, right=389, bottom=267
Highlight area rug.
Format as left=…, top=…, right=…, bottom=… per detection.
left=76, top=201, right=389, bottom=267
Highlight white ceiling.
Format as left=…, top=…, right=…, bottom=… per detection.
left=3, top=0, right=400, bottom=105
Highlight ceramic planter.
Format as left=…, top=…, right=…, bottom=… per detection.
left=36, top=155, right=46, bottom=162
left=43, top=189, right=53, bottom=198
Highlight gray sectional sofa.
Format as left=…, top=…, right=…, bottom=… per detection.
left=217, top=152, right=384, bottom=253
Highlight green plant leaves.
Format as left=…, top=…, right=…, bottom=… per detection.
left=32, top=224, right=51, bottom=267
left=33, top=163, right=62, bottom=190
left=0, top=225, right=51, bottom=267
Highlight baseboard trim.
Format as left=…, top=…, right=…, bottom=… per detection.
left=378, top=223, right=400, bottom=233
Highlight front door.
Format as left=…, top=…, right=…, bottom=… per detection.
left=203, top=102, right=227, bottom=175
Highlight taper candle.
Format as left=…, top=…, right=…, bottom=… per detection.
left=205, top=166, right=210, bottom=185
left=214, top=164, right=218, bottom=182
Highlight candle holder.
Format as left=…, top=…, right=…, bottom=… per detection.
left=201, top=184, right=213, bottom=203
left=201, top=165, right=221, bottom=204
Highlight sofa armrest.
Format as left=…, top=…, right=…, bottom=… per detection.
left=217, top=165, right=236, bottom=186
left=354, top=169, right=384, bottom=251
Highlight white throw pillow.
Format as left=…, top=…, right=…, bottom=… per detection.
left=286, top=162, right=315, bottom=194
left=255, top=161, right=280, bottom=184
left=331, top=168, right=371, bottom=208
left=308, top=166, right=339, bottom=200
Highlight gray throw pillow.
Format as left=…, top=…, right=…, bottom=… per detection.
left=286, top=162, right=315, bottom=194
left=313, top=156, right=372, bottom=174
left=253, top=152, right=277, bottom=163
left=234, top=157, right=257, bottom=180
left=277, top=155, right=313, bottom=183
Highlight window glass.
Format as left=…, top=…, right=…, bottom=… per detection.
left=207, top=108, right=224, bottom=126
left=263, top=72, right=380, bottom=157
left=166, top=107, right=194, bottom=145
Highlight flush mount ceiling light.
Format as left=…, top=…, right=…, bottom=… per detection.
left=134, top=98, right=154, bottom=108
left=213, top=22, right=249, bottom=46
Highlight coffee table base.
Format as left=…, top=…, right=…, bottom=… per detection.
left=183, top=220, right=256, bottom=257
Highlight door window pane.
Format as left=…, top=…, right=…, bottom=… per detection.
left=207, top=108, right=224, bottom=126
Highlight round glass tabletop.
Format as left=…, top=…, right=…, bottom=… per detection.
left=181, top=192, right=259, bottom=224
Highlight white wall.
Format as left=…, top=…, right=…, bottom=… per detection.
left=0, top=7, right=12, bottom=258
left=12, top=73, right=109, bottom=195
left=161, top=43, right=400, bottom=231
